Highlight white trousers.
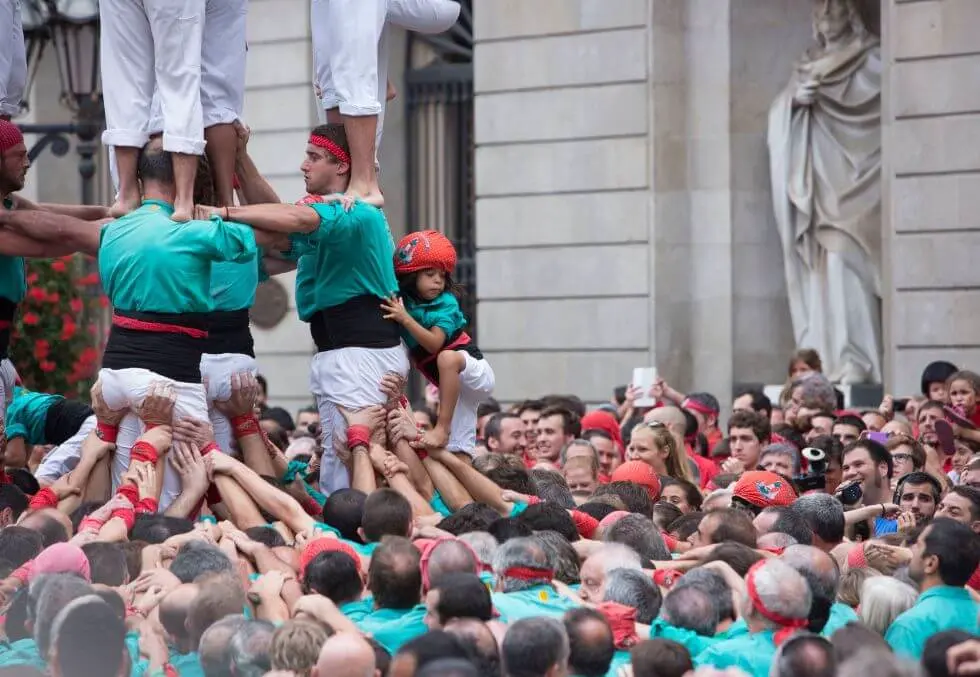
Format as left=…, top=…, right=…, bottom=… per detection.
left=98, top=367, right=209, bottom=511
left=0, top=0, right=26, bottom=118
left=100, top=0, right=206, bottom=155
left=199, top=352, right=257, bottom=455
left=309, top=345, right=409, bottom=494
left=34, top=415, right=99, bottom=484
left=446, top=353, right=495, bottom=456
left=311, top=0, right=460, bottom=153
left=0, top=358, right=18, bottom=424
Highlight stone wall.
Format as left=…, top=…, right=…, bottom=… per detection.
left=883, top=0, right=980, bottom=394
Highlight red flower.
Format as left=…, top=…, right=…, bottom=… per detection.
left=34, top=340, right=49, bottom=360
left=22, top=312, right=39, bottom=326
left=50, top=261, right=66, bottom=273
left=39, top=360, right=55, bottom=373
left=78, top=273, right=100, bottom=286
left=69, top=298, right=83, bottom=313
left=27, top=287, right=45, bottom=302
left=79, top=347, right=98, bottom=364
left=26, top=273, right=38, bottom=285
left=59, top=255, right=73, bottom=262
left=60, top=322, right=76, bottom=341
left=47, top=292, right=60, bottom=303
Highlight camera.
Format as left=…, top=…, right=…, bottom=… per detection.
left=793, top=446, right=828, bottom=492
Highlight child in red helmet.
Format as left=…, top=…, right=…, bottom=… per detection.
left=382, top=230, right=495, bottom=454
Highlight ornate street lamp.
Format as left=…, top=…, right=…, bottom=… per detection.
left=18, top=0, right=102, bottom=206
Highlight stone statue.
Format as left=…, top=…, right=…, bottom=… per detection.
left=767, top=0, right=882, bottom=384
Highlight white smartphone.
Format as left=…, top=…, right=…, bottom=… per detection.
left=632, top=367, right=658, bottom=408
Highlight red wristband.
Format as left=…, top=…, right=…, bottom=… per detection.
left=301, top=495, right=322, bottom=516
left=661, top=531, right=679, bottom=552
left=11, top=562, right=31, bottom=584
left=28, top=487, right=59, bottom=512
left=527, top=495, right=542, bottom=505
left=399, top=395, right=410, bottom=409
left=347, top=425, right=370, bottom=449
left=96, top=421, right=119, bottom=444
left=231, top=413, right=260, bottom=439
left=200, top=442, right=219, bottom=456
left=110, top=506, right=136, bottom=531
left=131, top=441, right=159, bottom=464
left=136, top=497, right=158, bottom=515
left=144, top=422, right=159, bottom=431
left=116, top=483, right=140, bottom=506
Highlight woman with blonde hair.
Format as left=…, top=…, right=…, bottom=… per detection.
left=859, top=576, right=918, bottom=636
left=626, top=422, right=694, bottom=483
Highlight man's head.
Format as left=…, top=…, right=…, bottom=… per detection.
left=754, top=506, right=814, bottom=546
left=894, top=471, right=941, bottom=524
left=841, top=440, right=892, bottom=504
left=832, top=415, right=866, bottom=447
left=485, top=413, right=527, bottom=457
left=582, top=430, right=620, bottom=477
left=602, top=514, right=670, bottom=564
left=563, top=457, right=598, bottom=502
left=425, top=572, right=493, bottom=630
left=159, top=584, right=200, bottom=653
left=535, top=407, right=580, bottom=463
left=683, top=393, right=721, bottom=433
left=0, top=120, right=29, bottom=194
left=492, top=536, right=555, bottom=594
left=228, top=620, right=275, bottom=677
left=738, top=559, right=811, bottom=634
left=301, top=124, right=351, bottom=195
left=311, top=631, right=376, bottom=677
left=30, top=573, right=94, bottom=659
left=602, top=568, right=662, bottom=624
left=198, top=614, right=249, bottom=677
left=368, top=537, right=423, bottom=610
left=759, top=443, right=800, bottom=477
left=517, top=400, right=545, bottom=449
left=727, top=410, right=771, bottom=470
left=733, top=389, right=773, bottom=418
left=360, top=489, right=413, bottom=543
left=0, top=525, right=43, bottom=570
left=187, top=574, right=248, bottom=648
left=690, top=508, right=757, bottom=548
left=48, top=595, right=127, bottom=677
left=81, top=542, right=129, bottom=587
left=270, top=620, right=330, bottom=677
left=20, top=508, right=71, bottom=547
left=771, top=633, right=836, bottom=677
left=917, top=400, right=945, bottom=446
left=936, top=486, right=980, bottom=533
left=0, top=484, right=28, bottom=527
left=805, top=412, right=836, bottom=443
left=444, top=618, right=501, bottom=677
left=170, top=542, right=234, bottom=583
left=779, top=545, right=839, bottom=634
left=502, top=618, right=569, bottom=677
left=908, top=518, right=980, bottom=589
left=562, top=608, right=614, bottom=677
left=577, top=544, right=642, bottom=604
left=792, top=493, right=845, bottom=550
left=664, top=568, right=733, bottom=635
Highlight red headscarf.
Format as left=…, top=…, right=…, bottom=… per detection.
left=0, top=121, right=24, bottom=153
left=580, top=410, right=625, bottom=457
left=745, top=560, right=807, bottom=645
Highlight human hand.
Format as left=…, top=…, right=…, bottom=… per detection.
left=137, top=382, right=176, bottom=428
left=380, top=295, right=411, bottom=325
left=721, top=457, right=745, bottom=475
left=387, top=408, right=422, bottom=448
left=207, top=449, right=238, bottom=475
left=878, top=395, right=894, bottom=421
left=136, top=584, right=168, bottom=616
left=90, top=379, right=128, bottom=426
left=896, top=511, right=916, bottom=533
left=173, top=417, right=216, bottom=449
left=233, top=119, right=250, bottom=154
left=379, top=371, right=407, bottom=403
left=214, top=371, right=260, bottom=418
left=194, top=205, right=221, bottom=220
left=249, top=570, right=290, bottom=602
left=133, top=462, right=157, bottom=500
left=138, top=620, right=170, bottom=664
left=130, top=568, right=180, bottom=596
left=339, top=405, right=386, bottom=446
left=49, top=472, right=82, bottom=501
left=169, top=441, right=211, bottom=494
left=793, top=79, right=819, bottom=106
left=948, top=639, right=980, bottom=675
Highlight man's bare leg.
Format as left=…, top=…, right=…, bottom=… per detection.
left=172, top=153, right=199, bottom=222
left=110, top=146, right=142, bottom=217
left=342, top=114, right=382, bottom=204
left=205, top=123, right=237, bottom=207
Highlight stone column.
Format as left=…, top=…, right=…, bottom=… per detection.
left=883, top=0, right=980, bottom=394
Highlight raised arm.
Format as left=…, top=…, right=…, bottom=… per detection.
left=202, top=204, right=319, bottom=235
left=0, top=208, right=102, bottom=256
left=10, top=195, right=110, bottom=221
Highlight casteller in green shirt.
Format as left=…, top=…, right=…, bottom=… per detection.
left=357, top=605, right=428, bottom=653
left=694, top=629, right=779, bottom=677
left=99, top=200, right=257, bottom=314
left=885, top=586, right=980, bottom=659
left=491, top=584, right=580, bottom=622
left=0, top=197, right=26, bottom=306
left=6, top=386, right=62, bottom=443
left=400, top=292, right=466, bottom=352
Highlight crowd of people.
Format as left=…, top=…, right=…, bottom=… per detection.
left=1, top=1, right=980, bottom=677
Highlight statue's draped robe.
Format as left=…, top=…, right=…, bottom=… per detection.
left=768, top=35, right=883, bottom=383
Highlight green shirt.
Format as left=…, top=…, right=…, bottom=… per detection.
left=295, top=254, right=317, bottom=322
left=885, top=586, right=980, bottom=659
left=358, top=605, right=428, bottom=653
left=6, top=386, right=61, bottom=443
left=694, top=629, right=777, bottom=677
left=402, top=292, right=467, bottom=352
left=288, top=202, right=396, bottom=310
left=605, top=651, right=631, bottom=677
left=0, top=637, right=45, bottom=671
left=341, top=599, right=375, bottom=623
left=0, top=198, right=26, bottom=305
left=492, top=584, right=580, bottom=622
left=648, top=618, right=724, bottom=657
left=210, top=248, right=266, bottom=312
left=99, top=201, right=257, bottom=313
left=724, top=601, right=855, bottom=641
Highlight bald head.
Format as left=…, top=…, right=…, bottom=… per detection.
left=780, top=544, right=839, bottom=633
left=20, top=508, right=71, bottom=547
left=160, top=584, right=199, bottom=648
left=428, top=541, right=478, bottom=586
left=313, top=633, right=376, bottom=677
left=444, top=618, right=498, bottom=656
left=644, top=406, right=685, bottom=431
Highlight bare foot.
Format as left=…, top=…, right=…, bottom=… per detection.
left=109, top=194, right=141, bottom=218
left=422, top=426, right=449, bottom=450
left=172, top=197, right=193, bottom=223
left=345, top=182, right=384, bottom=209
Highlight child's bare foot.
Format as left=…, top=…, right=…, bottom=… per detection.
left=172, top=197, right=193, bottom=223
left=346, top=182, right=384, bottom=209
left=109, top=193, right=141, bottom=218
left=422, top=426, right=449, bottom=450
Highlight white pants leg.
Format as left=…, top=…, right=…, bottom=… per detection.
left=34, top=415, right=98, bottom=484
left=386, top=0, right=460, bottom=34
left=309, top=345, right=409, bottom=494
left=146, top=0, right=206, bottom=155
left=323, top=0, right=386, bottom=117
left=311, top=0, right=340, bottom=116
left=199, top=352, right=258, bottom=454
left=447, top=354, right=495, bottom=456
left=201, top=0, right=247, bottom=128
left=0, top=358, right=18, bottom=424
left=99, top=0, right=155, bottom=149
left=98, top=367, right=209, bottom=511
left=0, top=0, right=26, bottom=118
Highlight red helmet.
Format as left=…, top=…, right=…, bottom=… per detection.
left=393, top=230, right=457, bottom=275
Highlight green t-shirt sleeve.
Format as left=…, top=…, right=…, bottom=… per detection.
left=5, top=423, right=26, bottom=441
left=189, top=217, right=258, bottom=263
left=309, top=202, right=354, bottom=243
left=885, top=619, right=922, bottom=659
